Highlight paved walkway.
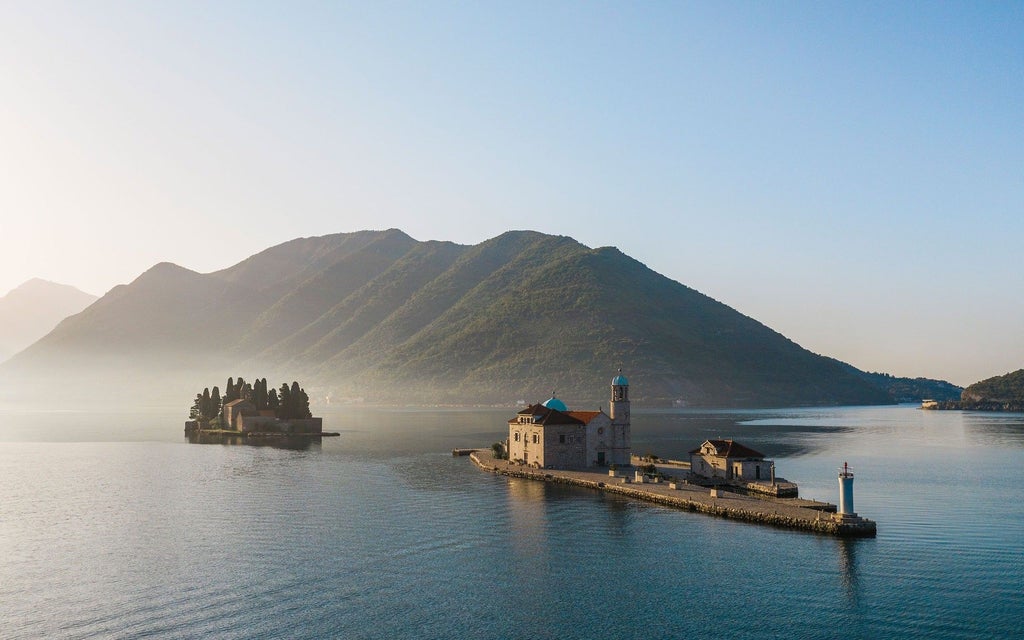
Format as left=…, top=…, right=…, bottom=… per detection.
left=467, top=450, right=876, bottom=537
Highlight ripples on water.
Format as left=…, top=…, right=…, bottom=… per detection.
left=1, top=406, right=1022, bottom=639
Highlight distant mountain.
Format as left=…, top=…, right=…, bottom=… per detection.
left=2, top=230, right=911, bottom=408
left=959, top=369, right=1024, bottom=411
left=0, top=279, right=97, bottom=362
left=830, top=361, right=963, bottom=403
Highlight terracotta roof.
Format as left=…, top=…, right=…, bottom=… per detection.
left=689, top=439, right=766, bottom=459
left=566, top=411, right=602, bottom=424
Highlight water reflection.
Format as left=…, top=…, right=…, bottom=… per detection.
left=962, top=412, right=1024, bottom=448
left=185, top=431, right=322, bottom=451
left=836, top=538, right=862, bottom=605
left=632, top=409, right=853, bottom=460
left=507, top=478, right=550, bottom=566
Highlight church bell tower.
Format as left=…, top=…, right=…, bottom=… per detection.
left=610, top=369, right=630, bottom=425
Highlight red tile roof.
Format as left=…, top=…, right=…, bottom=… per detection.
left=566, top=411, right=602, bottom=425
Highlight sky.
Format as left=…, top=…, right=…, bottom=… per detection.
left=0, top=1, right=1021, bottom=386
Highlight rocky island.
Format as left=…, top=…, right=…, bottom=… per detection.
left=184, top=376, right=336, bottom=439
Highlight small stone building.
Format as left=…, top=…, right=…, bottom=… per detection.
left=223, top=398, right=323, bottom=434
left=690, top=439, right=773, bottom=482
left=223, top=399, right=258, bottom=430
left=507, top=371, right=632, bottom=469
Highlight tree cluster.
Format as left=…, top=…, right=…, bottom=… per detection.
left=189, top=376, right=313, bottom=426
left=189, top=385, right=222, bottom=423
left=276, top=380, right=312, bottom=420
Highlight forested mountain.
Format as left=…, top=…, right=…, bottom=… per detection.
left=0, top=279, right=97, bottom=363
left=2, top=229, right=936, bottom=407
left=960, top=369, right=1024, bottom=411
left=830, top=361, right=963, bottom=403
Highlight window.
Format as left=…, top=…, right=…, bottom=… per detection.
left=559, top=434, right=565, bottom=444
left=532, top=434, right=539, bottom=444
left=514, top=432, right=520, bottom=442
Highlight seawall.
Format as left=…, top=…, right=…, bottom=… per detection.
left=468, top=450, right=876, bottom=538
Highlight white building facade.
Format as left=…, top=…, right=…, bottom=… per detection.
left=507, top=372, right=632, bottom=469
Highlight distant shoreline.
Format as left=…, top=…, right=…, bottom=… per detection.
left=922, top=401, right=1024, bottom=412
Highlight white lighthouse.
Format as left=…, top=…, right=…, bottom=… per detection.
left=834, top=461, right=861, bottom=522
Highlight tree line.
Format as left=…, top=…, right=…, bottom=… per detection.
left=189, top=376, right=313, bottom=427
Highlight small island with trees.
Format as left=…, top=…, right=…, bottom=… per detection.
left=184, top=376, right=336, bottom=439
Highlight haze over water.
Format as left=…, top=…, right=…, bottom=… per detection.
left=1, top=405, right=1021, bottom=639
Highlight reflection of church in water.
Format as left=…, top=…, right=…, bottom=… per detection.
left=507, top=371, right=631, bottom=469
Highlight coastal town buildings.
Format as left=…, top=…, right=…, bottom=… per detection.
left=507, top=371, right=631, bottom=469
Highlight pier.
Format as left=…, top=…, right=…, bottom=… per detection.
left=467, top=450, right=876, bottom=538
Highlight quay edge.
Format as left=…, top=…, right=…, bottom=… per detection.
left=468, top=451, right=877, bottom=538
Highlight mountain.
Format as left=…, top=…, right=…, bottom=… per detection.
left=1, top=230, right=912, bottom=408
left=831, top=361, right=963, bottom=403
left=0, top=279, right=97, bottom=362
left=959, top=369, right=1024, bottom=411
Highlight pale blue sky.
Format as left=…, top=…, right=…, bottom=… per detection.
left=1, top=1, right=1021, bottom=385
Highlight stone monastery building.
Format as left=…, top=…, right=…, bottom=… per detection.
left=508, top=371, right=631, bottom=469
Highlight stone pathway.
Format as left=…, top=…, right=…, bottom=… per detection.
left=467, top=449, right=876, bottom=537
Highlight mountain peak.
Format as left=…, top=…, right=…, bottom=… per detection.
left=2, top=229, right=905, bottom=408
left=129, top=262, right=201, bottom=286
left=0, top=279, right=98, bottom=363
left=7, top=278, right=95, bottom=299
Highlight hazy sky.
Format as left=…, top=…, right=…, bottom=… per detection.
left=1, top=2, right=1021, bottom=386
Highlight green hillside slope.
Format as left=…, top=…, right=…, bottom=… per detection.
left=960, top=369, right=1024, bottom=411
left=1, top=229, right=943, bottom=408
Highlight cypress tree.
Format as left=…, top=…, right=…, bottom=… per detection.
left=201, top=387, right=212, bottom=420
left=290, top=381, right=301, bottom=417
left=297, top=387, right=312, bottom=418
left=255, top=378, right=268, bottom=409
left=189, top=393, right=203, bottom=420
left=210, top=386, right=222, bottom=426
left=278, top=383, right=292, bottom=419
left=268, top=388, right=279, bottom=411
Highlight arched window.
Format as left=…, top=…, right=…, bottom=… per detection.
left=514, top=432, right=520, bottom=442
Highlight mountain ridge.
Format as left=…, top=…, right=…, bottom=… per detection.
left=0, top=279, right=98, bottom=363
left=0, top=230, right=956, bottom=407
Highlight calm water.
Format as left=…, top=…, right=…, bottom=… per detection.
left=1, top=405, right=1022, bottom=639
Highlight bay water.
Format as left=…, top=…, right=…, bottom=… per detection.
left=1, top=404, right=1022, bottom=639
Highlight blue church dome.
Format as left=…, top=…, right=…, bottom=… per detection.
left=542, top=396, right=568, bottom=412
left=612, top=372, right=629, bottom=386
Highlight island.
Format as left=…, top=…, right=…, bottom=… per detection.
left=184, top=376, right=337, bottom=439
left=465, top=371, right=875, bottom=537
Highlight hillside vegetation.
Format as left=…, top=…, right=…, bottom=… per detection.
left=960, top=369, right=1024, bottom=411
left=0, top=229, right=955, bottom=408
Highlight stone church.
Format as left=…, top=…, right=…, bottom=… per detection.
left=507, top=371, right=631, bottom=469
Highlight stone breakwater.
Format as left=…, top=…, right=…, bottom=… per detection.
left=469, top=451, right=876, bottom=538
